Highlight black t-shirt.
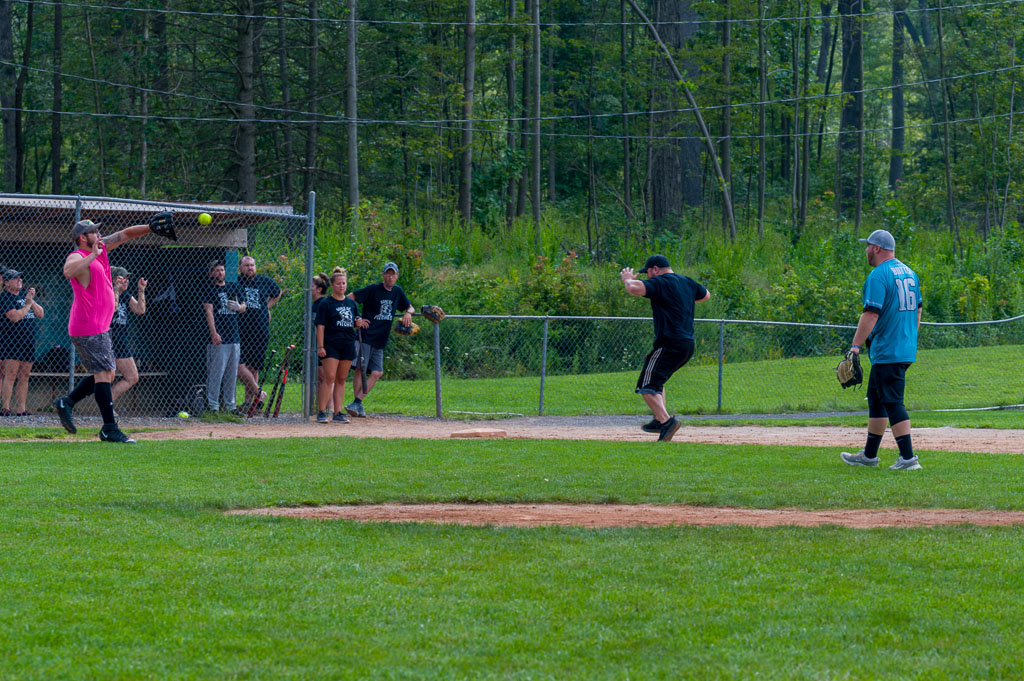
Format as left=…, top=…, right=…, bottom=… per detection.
left=643, top=273, right=708, bottom=346
left=0, top=290, right=38, bottom=348
left=203, top=281, right=245, bottom=345
left=238, top=275, right=281, bottom=337
left=110, top=291, right=130, bottom=341
left=316, top=296, right=360, bottom=347
left=311, top=297, right=325, bottom=333
left=352, top=283, right=411, bottom=349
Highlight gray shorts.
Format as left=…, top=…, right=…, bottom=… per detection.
left=71, top=332, right=116, bottom=373
left=353, top=341, right=384, bottom=374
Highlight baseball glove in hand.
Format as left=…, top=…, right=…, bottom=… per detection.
left=836, top=350, right=863, bottom=389
left=149, top=211, right=177, bottom=241
left=394, top=320, right=420, bottom=337
left=421, top=304, right=446, bottom=324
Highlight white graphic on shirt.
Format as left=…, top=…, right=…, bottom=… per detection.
left=375, top=299, right=394, bottom=321
left=335, top=305, right=354, bottom=328
left=113, top=300, right=128, bottom=326
left=245, top=286, right=262, bottom=310
left=217, top=290, right=237, bottom=315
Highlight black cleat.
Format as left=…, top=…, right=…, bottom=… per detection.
left=99, top=425, right=136, bottom=443
left=657, top=416, right=682, bottom=442
left=53, top=398, right=77, bottom=434
left=641, top=418, right=660, bottom=433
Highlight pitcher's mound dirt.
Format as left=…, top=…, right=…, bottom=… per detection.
left=228, top=503, right=1024, bottom=528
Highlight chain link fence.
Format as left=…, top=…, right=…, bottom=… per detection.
left=0, top=192, right=314, bottom=419
left=373, top=314, right=1024, bottom=418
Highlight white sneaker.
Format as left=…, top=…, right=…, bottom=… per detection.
left=840, top=449, right=879, bottom=467
left=890, top=455, right=922, bottom=471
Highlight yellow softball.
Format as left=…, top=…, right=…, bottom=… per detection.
left=198, top=212, right=212, bottom=226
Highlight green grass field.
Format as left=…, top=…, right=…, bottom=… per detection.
left=2, top=436, right=1024, bottom=679
left=302, top=342, right=1024, bottom=419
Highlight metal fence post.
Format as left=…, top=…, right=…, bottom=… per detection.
left=301, top=191, right=316, bottom=419
left=433, top=320, right=442, bottom=418
left=539, top=317, right=549, bottom=415
left=717, top=320, right=725, bottom=414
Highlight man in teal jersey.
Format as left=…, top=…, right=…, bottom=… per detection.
left=841, top=229, right=923, bottom=471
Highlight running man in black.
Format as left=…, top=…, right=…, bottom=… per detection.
left=621, top=255, right=711, bottom=442
left=345, top=261, right=414, bottom=417
left=315, top=267, right=368, bottom=423
left=109, top=266, right=147, bottom=404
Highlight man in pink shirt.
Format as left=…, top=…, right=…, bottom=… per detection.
left=53, top=217, right=170, bottom=442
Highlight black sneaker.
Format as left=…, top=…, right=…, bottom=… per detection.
left=332, top=412, right=350, bottom=423
left=657, top=416, right=682, bottom=442
left=641, top=418, right=660, bottom=433
left=316, top=410, right=329, bottom=423
left=53, top=398, right=77, bottom=434
left=99, top=425, right=136, bottom=443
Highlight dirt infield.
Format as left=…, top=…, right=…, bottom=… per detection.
left=229, top=503, right=1024, bottom=528
left=137, top=415, right=1024, bottom=454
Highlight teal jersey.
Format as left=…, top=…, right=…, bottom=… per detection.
left=862, top=258, right=921, bottom=364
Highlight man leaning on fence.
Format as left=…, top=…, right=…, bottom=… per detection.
left=841, top=229, right=923, bottom=471
left=621, top=255, right=711, bottom=442
left=53, top=218, right=164, bottom=443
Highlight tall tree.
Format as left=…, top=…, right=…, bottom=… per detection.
left=721, top=0, right=733, bottom=239
left=304, top=0, right=319, bottom=208
left=276, top=0, right=294, bottom=203
left=531, top=0, right=541, bottom=243
left=835, top=0, right=863, bottom=216
left=345, top=0, right=357, bottom=215
left=620, top=0, right=632, bottom=219
left=458, top=0, right=475, bottom=224
left=0, top=0, right=15, bottom=191
left=505, top=0, right=517, bottom=224
left=889, top=0, right=907, bottom=193
left=233, top=0, right=257, bottom=202
left=50, top=0, right=62, bottom=193
left=12, top=0, right=33, bottom=192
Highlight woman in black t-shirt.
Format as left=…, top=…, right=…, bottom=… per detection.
left=1, top=269, right=44, bottom=416
left=311, top=272, right=329, bottom=411
left=315, top=267, right=368, bottom=423
left=109, top=267, right=147, bottom=405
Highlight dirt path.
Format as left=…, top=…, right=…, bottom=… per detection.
left=229, top=503, right=1024, bottom=528
left=135, top=416, right=1024, bottom=454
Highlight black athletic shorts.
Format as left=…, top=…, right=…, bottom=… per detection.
left=635, top=340, right=695, bottom=395
left=3, top=338, right=36, bottom=363
left=110, top=328, right=132, bottom=359
left=866, top=362, right=910, bottom=408
left=240, top=333, right=269, bottom=370
left=322, top=339, right=357, bottom=362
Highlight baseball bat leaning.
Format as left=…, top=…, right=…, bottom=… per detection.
left=272, top=354, right=293, bottom=418
left=264, top=344, right=294, bottom=418
left=356, top=328, right=368, bottom=396
left=247, top=348, right=276, bottom=418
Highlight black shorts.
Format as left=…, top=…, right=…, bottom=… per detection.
left=3, top=339, right=36, bottom=363
left=867, top=362, right=910, bottom=409
left=323, top=339, right=356, bottom=362
left=110, top=329, right=133, bottom=359
left=636, top=340, right=695, bottom=394
left=240, top=333, right=269, bottom=370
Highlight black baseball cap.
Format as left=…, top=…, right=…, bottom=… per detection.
left=2, top=269, right=22, bottom=281
left=637, top=254, right=670, bottom=274
left=110, top=266, right=132, bottom=279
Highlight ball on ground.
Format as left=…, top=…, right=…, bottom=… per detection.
left=198, top=213, right=212, bottom=226
left=178, top=411, right=190, bottom=419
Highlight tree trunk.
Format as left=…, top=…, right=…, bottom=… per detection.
left=277, top=0, right=293, bottom=202
left=517, top=13, right=529, bottom=218
left=650, top=0, right=701, bottom=228
left=346, top=0, right=358, bottom=215
left=234, top=0, right=257, bottom=202
left=547, top=5, right=556, bottom=204
left=505, top=0, right=516, bottom=224
left=137, top=12, right=147, bottom=196
left=303, top=0, right=319, bottom=208
left=458, top=0, right=475, bottom=225
left=531, top=0, right=541, bottom=246
left=800, top=11, right=810, bottom=226
left=835, top=0, right=863, bottom=217
left=936, top=0, right=960, bottom=250
left=721, top=0, right=733, bottom=239
left=1000, top=37, right=1016, bottom=229
left=816, top=10, right=838, bottom=161
left=889, top=0, right=906, bottom=193
left=13, top=0, right=33, bottom=192
left=50, top=0, right=62, bottom=193
left=621, top=0, right=632, bottom=219
left=757, top=0, right=766, bottom=238
left=816, top=1, right=832, bottom=81
left=0, top=0, right=16, bottom=191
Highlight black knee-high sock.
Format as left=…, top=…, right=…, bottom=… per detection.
left=94, top=382, right=116, bottom=426
left=895, top=434, right=914, bottom=460
left=67, top=376, right=96, bottom=406
left=864, top=432, right=883, bottom=459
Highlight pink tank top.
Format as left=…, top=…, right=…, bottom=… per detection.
left=68, top=245, right=116, bottom=337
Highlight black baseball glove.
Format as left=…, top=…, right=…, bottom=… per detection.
left=394, top=320, right=420, bottom=337
left=421, top=304, right=446, bottom=324
left=149, top=211, right=177, bottom=241
left=836, top=350, right=863, bottom=389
